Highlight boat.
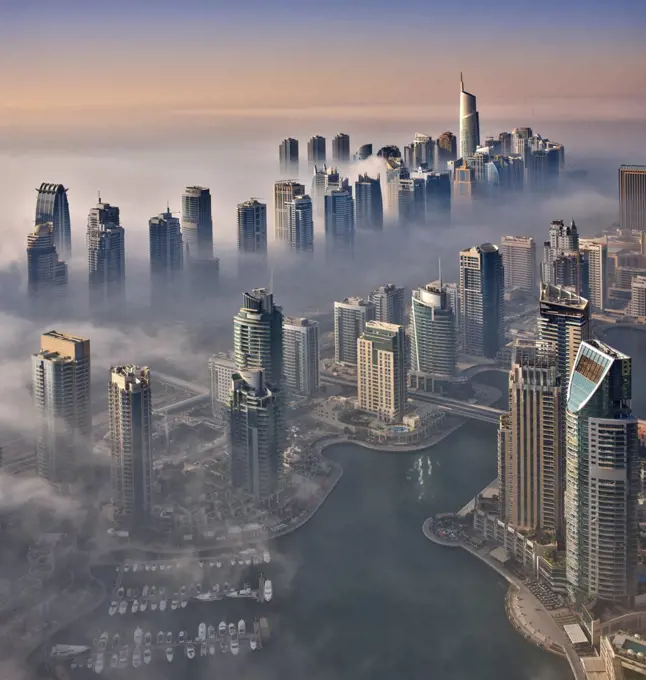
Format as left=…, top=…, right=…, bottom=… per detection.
left=117, top=587, right=124, bottom=598
left=186, top=643, right=195, bottom=659
left=124, top=564, right=130, bottom=572
left=250, top=636, right=257, bottom=651
left=140, top=599, right=148, bottom=613
left=166, top=632, right=173, bottom=644
left=245, top=558, right=251, bottom=565
left=144, top=632, right=152, bottom=646
left=213, top=583, right=220, bottom=595
left=118, top=646, right=129, bottom=669
left=228, top=623, right=236, bottom=636
left=216, top=561, right=221, bottom=568
left=126, top=588, right=132, bottom=598
left=263, top=550, right=271, bottom=563
left=143, top=648, right=152, bottom=665
left=134, top=627, right=143, bottom=646
left=94, top=652, right=104, bottom=674
left=209, top=561, right=215, bottom=567
left=86, top=656, right=93, bottom=669
left=133, top=588, right=140, bottom=598
left=218, top=621, right=226, bottom=636
left=151, top=564, right=157, bottom=572
left=150, top=586, right=157, bottom=597
left=230, top=635, right=239, bottom=656
left=238, top=620, right=246, bottom=636
left=171, top=597, right=179, bottom=610
left=70, top=661, right=76, bottom=670
left=132, top=648, right=141, bottom=668
left=195, top=583, right=202, bottom=594
left=195, top=592, right=220, bottom=602
left=178, top=631, right=186, bottom=644
left=111, top=634, right=120, bottom=650
left=131, top=599, right=139, bottom=614
left=50, top=645, right=90, bottom=659
left=198, top=623, right=206, bottom=642
left=159, top=598, right=167, bottom=612
left=165, top=647, right=174, bottom=662
left=142, top=585, right=149, bottom=598
left=99, top=632, right=108, bottom=650
left=238, top=559, right=244, bottom=566
left=108, top=601, right=117, bottom=616
left=150, top=600, right=158, bottom=611
left=240, top=583, right=252, bottom=595
left=180, top=597, right=187, bottom=609
left=110, top=654, right=118, bottom=669
left=207, top=625, right=215, bottom=640
left=132, top=563, right=138, bottom=572
left=264, top=580, right=273, bottom=602
left=156, top=632, right=164, bottom=645
left=220, top=639, right=228, bottom=653
left=230, top=558, right=236, bottom=566
left=199, top=561, right=204, bottom=568
left=144, top=563, right=150, bottom=571
left=222, top=582, right=230, bottom=593
left=253, top=556, right=259, bottom=565
left=201, top=642, right=207, bottom=657
left=209, top=643, right=216, bottom=656
left=118, top=600, right=127, bottom=615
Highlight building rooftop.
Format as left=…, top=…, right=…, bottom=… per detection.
left=539, top=283, right=589, bottom=310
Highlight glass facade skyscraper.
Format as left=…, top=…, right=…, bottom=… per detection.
left=35, top=183, right=71, bottom=259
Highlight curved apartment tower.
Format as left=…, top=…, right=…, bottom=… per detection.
left=35, top=183, right=71, bottom=259
left=459, top=73, right=480, bottom=160
left=27, top=223, right=68, bottom=296
left=565, top=340, right=638, bottom=605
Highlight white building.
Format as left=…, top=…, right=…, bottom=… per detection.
left=500, top=235, right=536, bottom=295
left=283, top=317, right=320, bottom=396
left=334, top=297, right=375, bottom=366
left=209, top=353, right=237, bottom=419
left=630, top=275, right=646, bottom=317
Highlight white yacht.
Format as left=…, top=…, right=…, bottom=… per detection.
left=132, top=648, right=141, bottom=668
left=197, top=623, right=206, bottom=642
left=209, top=642, right=216, bottom=656
left=99, top=632, right=108, bottom=650
left=171, top=597, right=179, bottom=610
left=165, top=647, right=174, bottom=663
left=151, top=564, right=157, bottom=572
left=108, top=601, right=117, bottom=616
left=111, top=634, right=120, bottom=650
left=86, top=656, right=93, bottom=670
left=144, top=563, right=150, bottom=571
left=50, top=645, right=90, bottom=659
left=186, top=643, right=195, bottom=660
left=94, top=652, right=104, bottom=674
left=220, top=638, right=228, bottom=653
left=140, top=599, right=148, bottom=613
left=200, top=642, right=207, bottom=657
left=131, top=599, right=140, bottom=614
left=166, top=632, right=173, bottom=645
left=150, top=599, right=158, bottom=611
left=230, top=635, right=239, bottom=656
left=230, top=558, right=236, bottom=566
left=132, top=563, right=139, bottom=572
left=117, top=587, right=124, bottom=598
left=142, top=585, right=149, bottom=598
left=118, top=646, right=129, bottom=669
left=180, top=597, right=187, bottom=609
left=124, top=564, right=130, bottom=573
left=263, top=550, right=271, bottom=563
left=228, top=623, right=236, bottom=637
left=264, top=580, right=273, bottom=602
left=159, top=597, right=167, bottom=612
left=178, top=631, right=186, bottom=644
left=250, top=636, right=257, bottom=651
left=110, top=654, right=118, bottom=669
left=143, top=648, right=152, bottom=665
left=144, top=632, right=152, bottom=647
left=216, top=561, right=222, bottom=568
left=238, top=620, right=246, bottom=636
left=156, top=631, right=164, bottom=645
left=218, top=621, right=226, bottom=636
left=134, top=627, right=143, bottom=647
left=118, top=600, right=127, bottom=615
left=207, top=625, right=215, bottom=640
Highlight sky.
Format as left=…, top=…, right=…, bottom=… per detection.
left=0, top=0, right=645, bottom=122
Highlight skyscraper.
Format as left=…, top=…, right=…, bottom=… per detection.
left=354, top=174, right=383, bottom=231
left=279, top=138, right=299, bottom=175
left=307, top=136, right=326, bottom=165
left=332, top=133, right=350, bottom=163
left=311, top=165, right=348, bottom=216
left=459, top=74, right=480, bottom=160
left=233, top=289, right=283, bottom=387
left=423, top=172, right=451, bottom=224
left=353, top=144, right=373, bottom=162
left=452, top=159, right=476, bottom=201
left=35, top=183, right=71, bottom=259
left=237, top=199, right=267, bottom=255
left=229, top=369, right=285, bottom=498
left=630, top=275, right=646, bottom=317
left=498, top=340, right=561, bottom=533
left=109, top=365, right=153, bottom=528
left=565, top=340, right=638, bottom=604
left=397, top=177, right=426, bottom=225
left=357, top=321, right=407, bottom=423
left=409, top=283, right=457, bottom=390
left=579, top=240, right=608, bottom=311
left=149, top=209, right=183, bottom=280
left=283, top=317, right=320, bottom=396
left=369, top=284, right=405, bottom=325
left=500, top=235, right=537, bottom=295
left=334, top=297, right=376, bottom=365
left=87, top=200, right=125, bottom=306
left=287, top=194, right=314, bottom=252
left=324, top=189, right=355, bottom=253
left=181, top=186, right=213, bottom=261
left=436, top=131, right=457, bottom=168
left=209, top=353, right=237, bottom=421
left=542, top=219, right=584, bottom=292
left=32, top=331, right=91, bottom=485
left=459, top=243, right=504, bottom=358
left=27, top=223, right=68, bottom=296
left=619, top=165, right=646, bottom=232
left=274, top=180, right=305, bottom=241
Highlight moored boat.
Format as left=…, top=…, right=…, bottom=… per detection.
left=230, top=634, right=239, bottom=656
left=220, top=638, right=228, bottom=653
left=186, top=643, right=195, bottom=659
left=111, top=634, right=120, bottom=650
left=143, top=648, right=152, bottom=665
left=165, top=647, right=174, bottom=662
left=263, top=550, right=270, bottom=563
left=144, top=631, right=151, bottom=646
left=134, top=627, right=143, bottom=646
left=200, top=642, right=207, bottom=657
left=228, top=623, right=236, bottom=636
left=218, top=621, right=226, bottom=636
left=131, top=599, right=139, bottom=614
left=238, top=619, right=246, bottom=636
left=207, top=625, right=215, bottom=639
left=209, top=642, right=216, bottom=656
left=264, top=579, right=273, bottom=602
left=198, top=623, right=206, bottom=642
left=140, top=599, right=148, bottom=613
left=156, top=631, right=164, bottom=645
left=99, top=632, right=108, bottom=650
left=132, top=648, right=141, bottom=668
left=159, top=597, right=167, bottom=612
left=108, top=601, right=117, bottom=616
left=94, top=652, right=104, bottom=674
left=118, top=600, right=127, bottom=615
left=110, top=654, right=118, bottom=669
left=50, top=645, right=90, bottom=659
left=250, top=636, right=257, bottom=651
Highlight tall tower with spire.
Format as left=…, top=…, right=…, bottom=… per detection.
left=459, top=73, right=480, bottom=160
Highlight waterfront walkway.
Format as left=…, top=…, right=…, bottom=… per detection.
left=422, top=518, right=586, bottom=680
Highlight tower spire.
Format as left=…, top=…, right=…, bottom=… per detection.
left=460, top=72, right=464, bottom=92
left=438, top=257, right=443, bottom=289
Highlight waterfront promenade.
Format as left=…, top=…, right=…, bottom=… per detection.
left=422, top=518, right=585, bottom=680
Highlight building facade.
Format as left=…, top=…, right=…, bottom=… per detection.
left=369, top=284, right=405, bottom=325
left=334, top=297, right=376, bottom=366
left=619, top=165, right=646, bottom=232
left=500, top=235, right=536, bottom=295
left=27, top=223, right=68, bottom=296
left=630, top=275, right=646, bottom=317
left=459, top=74, right=480, bottom=160
left=209, top=353, right=237, bottom=420
left=307, top=136, right=326, bottom=165
left=579, top=239, right=608, bottom=312
left=274, top=180, right=305, bottom=242
left=182, top=186, right=213, bottom=261
left=35, top=183, right=71, bottom=259
left=283, top=317, right=320, bottom=396
left=237, top=199, right=267, bottom=255
left=87, top=200, right=125, bottom=307
left=287, top=194, right=314, bottom=252
left=331, top=133, right=350, bottom=163
left=279, top=138, right=299, bottom=175
left=357, top=321, right=407, bottom=423
left=324, top=189, right=355, bottom=254
left=149, top=209, right=183, bottom=281
left=354, top=174, right=383, bottom=231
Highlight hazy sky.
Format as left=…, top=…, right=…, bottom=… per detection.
left=1, top=0, right=645, bottom=120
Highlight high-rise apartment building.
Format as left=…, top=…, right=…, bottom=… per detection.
left=542, top=219, right=585, bottom=293
left=354, top=174, right=383, bottom=231
left=334, top=297, right=375, bottom=366
left=87, top=200, right=125, bottom=306
left=436, top=131, right=457, bottom=168
left=579, top=239, right=607, bottom=311
left=324, top=189, right=355, bottom=253
left=311, top=165, right=348, bottom=216
left=459, top=243, right=504, bottom=358
left=409, top=283, right=457, bottom=390
left=35, top=183, right=71, bottom=259
left=353, top=144, right=373, bottom=162
left=283, top=317, right=320, bottom=396
left=149, top=209, right=183, bottom=281
left=369, top=284, right=405, bottom=325
left=181, top=186, right=213, bottom=261
left=398, top=177, right=426, bottom=225
left=452, top=159, right=476, bottom=201
left=237, top=199, right=267, bottom=255
left=307, top=136, right=326, bottom=165
left=565, top=340, right=638, bottom=604
left=209, top=353, right=237, bottom=420
left=404, top=133, right=434, bottom=169
left=274, top=180, right=305, bottom=241
left=357, top=321, right=407, bottom=423
left=500, top=235, right=536, bottom=295
left=287, top=194, right=314, bottom=252
left=233, top=289, right=283, bottom=387
left=424, top=172, right=451, bottom=224
left=619, top=165, right=646, bottom=232
left=109, top=365, right=153, bottom=528
left=331, top=133, right=350, bottom=163
left=459, top=74, right=480, bottom=160
left=229, top=369, right=285, bottom=498
left=32, top=331, right=91, bottom=485
left=27, top=223, right=68, bottom=296
left=498, top=340, right=561, bottom=533
left=630, top=275, right=646, bottom=317
left=279, top=138, right=299, bottom=175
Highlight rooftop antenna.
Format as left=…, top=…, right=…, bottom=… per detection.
left=438, top=257, right=443, bottom=289
left=166, top=198, right=170, bottom=213
left=97, top=190, right=101, bottom=204
left=269, top=266, right=274, bottom=293
left=460, top=72, right=464, bottom=92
